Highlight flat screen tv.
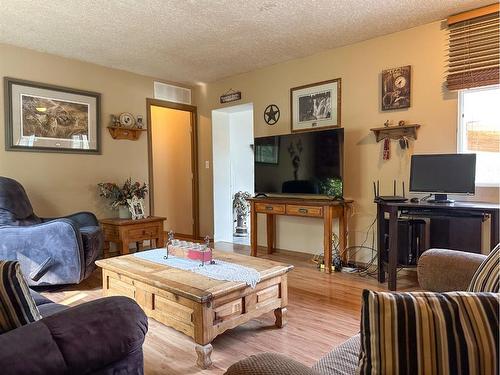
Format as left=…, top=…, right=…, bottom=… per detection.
left=254, top=128, right=343, bottom=198
left=409, top=153, right=476, bottom=203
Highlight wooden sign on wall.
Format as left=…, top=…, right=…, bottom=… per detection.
left=220, top=90, right=242, bottom=104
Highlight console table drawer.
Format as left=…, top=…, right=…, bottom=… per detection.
left=286, top=205, right=323, bottom=217
left=255, top=203, right=286, bottom=214
left=127, top=226, right=160, bottom=240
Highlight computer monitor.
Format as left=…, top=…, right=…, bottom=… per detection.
left=409, top=154, right=476, bottom=203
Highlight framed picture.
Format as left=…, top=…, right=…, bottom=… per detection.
left=290, top=78, right=341, bottom=133
left=127, top=197, right=146, bottom=220
left=4, top=77, right=101, bottom=154
left=381, top=66, right=411, bottom=111
left=255, top=137, right=280, bottom=164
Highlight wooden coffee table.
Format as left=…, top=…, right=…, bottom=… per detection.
left=95, top=250, right=293, bottom=368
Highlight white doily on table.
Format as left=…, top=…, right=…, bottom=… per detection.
left=133, top=249, right=261, bottom=288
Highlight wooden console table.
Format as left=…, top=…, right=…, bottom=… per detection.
left=100, top=216, right=166, bottom=256
left=248, top=197, right=352, bottom=273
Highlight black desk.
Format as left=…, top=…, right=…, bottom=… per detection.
left=377, top=200, right=499, bottom=291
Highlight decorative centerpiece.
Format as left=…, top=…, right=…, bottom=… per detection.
left=165, top=232, right=214, bottom=266
left=98, top=178, right=148, bottom=219
left=233, top=191, right=251, bottom=237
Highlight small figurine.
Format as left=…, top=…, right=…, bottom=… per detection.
left=136, top=115, right=144, bottom=129
left=384, top=120, right=390, bottom=127
left=398, top=120, right=405, bottom=126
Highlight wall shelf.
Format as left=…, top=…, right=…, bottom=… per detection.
left=107, top=126, right=146, bottom=141
left=370, top=124, right=420, bottom=142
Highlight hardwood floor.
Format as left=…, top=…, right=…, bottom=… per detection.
left=41, top=243, right=418, bottom=374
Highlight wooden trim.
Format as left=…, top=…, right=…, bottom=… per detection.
left=447, top=3, right=499, bottom=26
left=146, top=98, right=200, bottom=239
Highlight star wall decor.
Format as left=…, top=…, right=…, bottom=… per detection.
left=264, top=104, right=280, bottom=125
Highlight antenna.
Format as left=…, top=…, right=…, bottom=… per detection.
left=377, top=180, right=380, bottom=196
left=373, top=181, right=377, bottom=199
left=402, top=181, right=405, bottom=197
left=393, top=180, right=396, bottom=196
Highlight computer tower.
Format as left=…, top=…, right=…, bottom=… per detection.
left=383, top=219, right=427, bottom=266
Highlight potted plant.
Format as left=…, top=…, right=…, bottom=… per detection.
left=98, top=178, right=148, bottom=219
left=233, top=191, right=252, bottom=237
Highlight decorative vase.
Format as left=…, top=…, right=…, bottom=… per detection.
left=234, top=214, right=248, bottom=237
left=118, top=205, right=131, bottom=219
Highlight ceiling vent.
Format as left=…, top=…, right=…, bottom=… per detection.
left=154, top=81, right=192, bottom=105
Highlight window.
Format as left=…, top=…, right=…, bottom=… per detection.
left=458, top=86, right=500, bottom=186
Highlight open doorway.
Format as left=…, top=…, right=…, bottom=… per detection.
left=212, top=103, right=254, bottom=244
left=147, top=99, right=199, bottom=239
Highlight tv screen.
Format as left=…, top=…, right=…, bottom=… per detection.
left=254, top=128, right=343, bottom=197
left=409, top=154, right=476, bottom=194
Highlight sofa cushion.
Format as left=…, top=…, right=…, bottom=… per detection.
left=312, top=335, right=360, bottom=375
left=358, top=290, right=499, bottom=375
left=0, top=261, right=41, bottom=333
left=468, top=243, right=499, bottom=292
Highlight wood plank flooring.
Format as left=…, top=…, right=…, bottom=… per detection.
left=41, top=243, right=418, bottom=374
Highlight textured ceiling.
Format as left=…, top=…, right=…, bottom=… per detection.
left=0, top=0, right=491, bottom=84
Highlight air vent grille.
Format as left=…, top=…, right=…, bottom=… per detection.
left=154, top=81, right=192, bottom=104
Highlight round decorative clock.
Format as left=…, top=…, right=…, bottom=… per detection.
left=264, top=104, right=280, bottom=125
left=119, top=112, right=135, bottom=128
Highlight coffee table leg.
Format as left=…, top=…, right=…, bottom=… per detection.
left=274, top=307, right=287, bottom=328
left=195, top=343, right=213, bottom=369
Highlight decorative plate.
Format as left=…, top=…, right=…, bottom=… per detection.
left=119, top=112, right=135, bottom=128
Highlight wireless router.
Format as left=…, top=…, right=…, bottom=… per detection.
left=373, top=180, right=408, bottom=203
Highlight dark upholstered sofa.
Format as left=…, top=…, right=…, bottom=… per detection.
left=0, top=291, right=148, bottom=375
left=0, top=176, right=103, bottom=286
left=224, top=249, right=488, bottom=375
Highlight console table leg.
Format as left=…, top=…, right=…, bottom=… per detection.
left=323, top=207, right=333, bottom=273
left=195, top=343, right=213, bottom=369
left=267, top=214, right=275, bottom=254
left=250, top=203, right=258, bottom=257
left=274, top=307, right=287, bottom=328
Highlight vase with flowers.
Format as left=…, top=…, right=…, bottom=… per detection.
left=98, top=178, right=148, bottom=219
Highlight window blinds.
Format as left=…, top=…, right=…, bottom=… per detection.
left=447, top=4, right=499, bottom=90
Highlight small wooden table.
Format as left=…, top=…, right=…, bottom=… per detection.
left=248, top=197, right=352, bottom=272
left=100, top=216, right=166, bottom=256
left=96, top=250, right=293, bottom=368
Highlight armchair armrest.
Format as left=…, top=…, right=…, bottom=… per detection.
left=0, top=296, right=148, bottom=375
left=417, top=249, right=486, bottom=292
left=225, top=353, right=320, bottom=375
left=0, top=219, right=84, bottom=285
left=43, top=211, right=99, bottom=228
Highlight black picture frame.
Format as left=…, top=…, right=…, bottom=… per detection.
left=4, top=77, right=101, bottom=154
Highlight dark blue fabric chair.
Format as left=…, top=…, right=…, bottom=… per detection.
left=0, top=176, right=103, bottom=286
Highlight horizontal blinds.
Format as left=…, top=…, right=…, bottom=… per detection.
left=447, top=9, right=499, bottom=90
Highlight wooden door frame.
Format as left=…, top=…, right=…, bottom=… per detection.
left=146, top=98, right=200, bottom=239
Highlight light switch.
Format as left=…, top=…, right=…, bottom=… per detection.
left=205, top=160, right=210, bottom=169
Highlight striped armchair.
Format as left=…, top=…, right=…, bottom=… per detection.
left=225, top=248, right=494, bottom=375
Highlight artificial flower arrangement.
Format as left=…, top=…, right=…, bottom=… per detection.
left=98, top=178, right=148, bottom=209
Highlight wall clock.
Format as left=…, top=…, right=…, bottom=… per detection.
left=264, top=104, right=280, bottom=125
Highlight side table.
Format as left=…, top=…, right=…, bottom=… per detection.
left=100, top=216, right=166, bottom=256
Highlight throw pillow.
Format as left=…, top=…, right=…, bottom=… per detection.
left=0, top=261, right=41, bottom=334
left=468, top=243, right=499, bottom=292
left=358, top=289, right=499, bottom=375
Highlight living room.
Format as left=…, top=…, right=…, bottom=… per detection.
left=0, top=1, right=499, bottom=374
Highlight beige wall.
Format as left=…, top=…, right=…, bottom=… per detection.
left=195, top=20, right=499, bottom=254
left=150, top=106, right=193, bottom=235
left=0, top=43, right=190, bottom=219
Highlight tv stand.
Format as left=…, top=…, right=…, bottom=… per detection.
left=427, top=193, right=454, bottom=204
left=248, top=196, right=353, bottom=273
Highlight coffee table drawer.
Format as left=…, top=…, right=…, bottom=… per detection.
left=255, top=203, right=285, bottom=214
left=286, top=205, right=323, bottom=217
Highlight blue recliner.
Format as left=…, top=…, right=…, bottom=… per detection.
left=0, top=176, right=103, bottom=286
